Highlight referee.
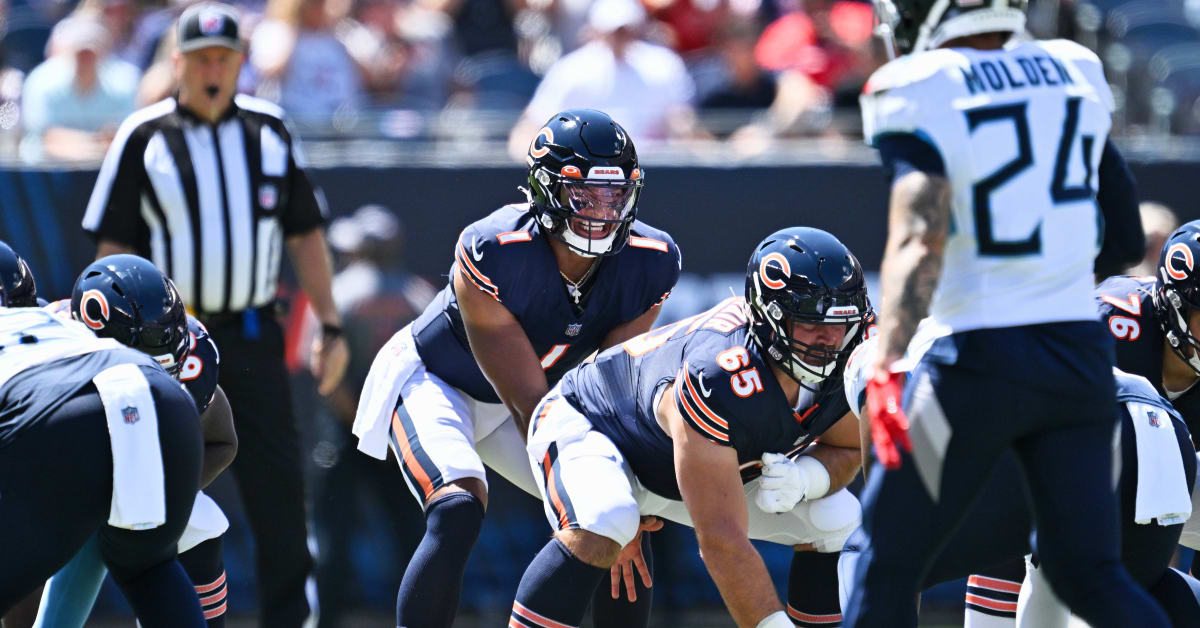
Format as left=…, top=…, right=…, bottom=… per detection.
left=80, top=4, right=348, bottom=626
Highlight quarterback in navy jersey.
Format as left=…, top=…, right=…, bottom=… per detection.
left=351, top=109, right=680, bottom=628
left=23, top=256, right=238, bottom=628
left=511, top=227, right=871, bottom=628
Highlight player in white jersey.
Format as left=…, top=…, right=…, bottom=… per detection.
left=844, top=0, right=1168, bottom=626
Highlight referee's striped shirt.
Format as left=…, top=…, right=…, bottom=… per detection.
left=82, top=94, right=326, bottom=314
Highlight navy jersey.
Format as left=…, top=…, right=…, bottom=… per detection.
left=555, top=296, right=851, bottom=500
left=0, top=308, right=160, bottom=447
left=411, top=204, right=681, bottom=403
left=180, top=315, right=220, bottom=414
left=1096, top=275, right=1200, bottom=440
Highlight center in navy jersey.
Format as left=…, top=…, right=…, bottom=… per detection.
left=553, top=296, right=851, bottom=500
left=1096, top=275, right=1200, bottom=440
left=410, top=204, right=681, bottom=403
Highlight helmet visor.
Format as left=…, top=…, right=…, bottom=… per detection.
left=557, top=181, right=639, bottom=240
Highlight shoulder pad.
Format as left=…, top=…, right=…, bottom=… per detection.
left=181, top=314, right=220, bottom=413
left=862, top=49, right=966, bottom=95
left=454, top=207, right=540, bottom=304
left=1032, top=39, right=1114, bottom=111
left=1114, top=368, right=1181, bottom=420
left=673, top=331, right=765, bottom=447
left=843, top=335, right=878, bottom=419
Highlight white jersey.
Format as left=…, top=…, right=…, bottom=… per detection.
left=861, top=39, right=1114, bottom=332
left=0, top=307, right=124, bottom=390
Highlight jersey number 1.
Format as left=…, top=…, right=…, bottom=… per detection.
left=965, top=97, right=1094, bottom=256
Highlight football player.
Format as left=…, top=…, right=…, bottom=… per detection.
left=841, top=332, right=1200, bottom=627
left=849, top=0, right=1166, bottom=624
left=509, top=227, right=870, bottom=628
left=0, top=278, right=205, bottom=626
left=0, top=241, right=38, bottom=308
left=1094, top=221, right=1200, bottom=569
left=351, top=109, right=681, bottom=628
left=30, top=255, right=236, bottom=628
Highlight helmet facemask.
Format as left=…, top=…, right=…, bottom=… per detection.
left=748, top=273, right=869, bottom=392
left=1158, top=282, right=1200, bottom=377
left=871, top=0, right=1027, bottom=57
left=532, top=166, right=642, bottom=258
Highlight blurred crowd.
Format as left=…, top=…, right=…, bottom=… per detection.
left=2, top=0, right=1199, bottom=163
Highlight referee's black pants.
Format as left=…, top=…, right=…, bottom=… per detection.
left=204, top=310, right=313, bottom=627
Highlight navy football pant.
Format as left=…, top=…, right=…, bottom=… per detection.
left=844, top=325, right=1168, bottom=627
left=0, top=368, right=204, bottom=627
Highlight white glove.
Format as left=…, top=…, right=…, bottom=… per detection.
left=755, top=453, right=807, bottom=514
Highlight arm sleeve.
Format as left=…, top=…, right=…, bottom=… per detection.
left=674, top=363, right=733, bottom=447
left=876, top=133, right=946, bottom=182
left=280, top=129, right=327, bottom=235
left=81, top=119, right=148, bottom=246
left=1093, top=139, right=1143, bottom=279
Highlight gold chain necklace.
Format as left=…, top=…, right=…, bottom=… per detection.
left=560, top=261, right=598, bottom=305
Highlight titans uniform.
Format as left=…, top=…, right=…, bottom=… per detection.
left=846, top=38, right=1163, bottom=628
left=352, top=204, right=680, bottom=504
left=525, top=296, right=860, bottom=552
left=841, top=334, right=1199, bottom=624
left=0, top=308, right=204, bottom=623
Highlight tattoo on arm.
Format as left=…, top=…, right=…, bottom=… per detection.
left=878, top=173, right=952, bottom=361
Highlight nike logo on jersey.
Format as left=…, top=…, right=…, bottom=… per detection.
left=471, top=237, right=484, bottom=262
left=697, top=372, right=713, bottom=398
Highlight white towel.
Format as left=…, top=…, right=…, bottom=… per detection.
left=353, top=326, right=421, bottom=460
left=92, top=364, right=166, bottom=530
left=178, top=491, right=229, bottom=553
left=1128, top=401, right=1192, bottom=526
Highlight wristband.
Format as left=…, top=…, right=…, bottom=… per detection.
left=755, top=610, right=792, bottom=628
left=321, top=323, right=343, bottom=340
left=796, top=455, right=831, bottom=501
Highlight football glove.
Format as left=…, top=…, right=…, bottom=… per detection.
left=866, top=370, right=912, bottom=470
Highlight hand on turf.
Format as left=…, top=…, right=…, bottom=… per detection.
left=610, top=516, right=664, bottom=601
left=754, top=453, right=806, bottom=514
left=865, top=369, right=912, bottom=470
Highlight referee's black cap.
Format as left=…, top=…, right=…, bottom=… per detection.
left=178, top=3, right=242, bottom=53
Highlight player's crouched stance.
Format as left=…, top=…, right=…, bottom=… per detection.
left=0, top=293, right=205, bottom=626
left=512, top=228, right=871, bottom=628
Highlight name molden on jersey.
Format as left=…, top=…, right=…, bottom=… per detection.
left=961, top=54, right=1075, bottom=95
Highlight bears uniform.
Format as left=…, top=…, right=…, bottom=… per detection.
left=551, top=296, right=847, bottom=502
left=354, top=204, right=679, bottom=497
left=179, top=316, right=220, bottom=415
left=34, top=272, right=231, bottom=627
left=351, top=109, right=681, bottom=628
left=1096, top=275, right=1200, bottom=438
left=512, top=227, right=871, bottom=628
left=0, top=308, right=205, bottom=625
left=410, top=204, right=679, bottom=405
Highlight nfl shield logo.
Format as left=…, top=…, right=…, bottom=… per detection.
left=565, top=323, right=582, bottom=337
left=1148, top=410, right=1162, bottom=428
left=200, top=12, right=224, bottom=35
left=258, top=184, right=278, bottom=210
left=122, top=406, right=140, bottom=425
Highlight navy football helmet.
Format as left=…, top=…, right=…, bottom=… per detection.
left=1156, top=221, right=1200, bottom=375
left=71, top=255, right=190, bottom=375
left=524, top=109, right=643, bottom=257
left=745, top=227, right=872, bottom=391
left=0, top=241, right=38, bottom=308
left=873, top=0, right=1026, bottom=56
